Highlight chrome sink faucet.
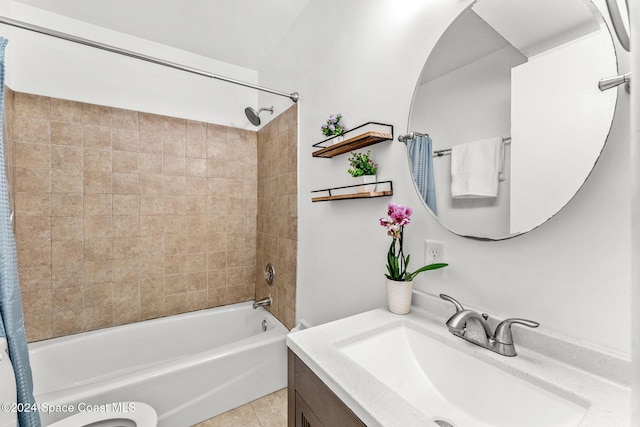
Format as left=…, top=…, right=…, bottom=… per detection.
left=440, top=294, right=539, bottom=357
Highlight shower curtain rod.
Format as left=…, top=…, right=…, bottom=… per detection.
left=0, top=16, right=300, bottom=102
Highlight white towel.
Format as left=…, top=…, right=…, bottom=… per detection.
left=451, top=138, right=501, bottom=198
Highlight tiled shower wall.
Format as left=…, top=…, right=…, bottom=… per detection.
left=256, top=105, right=297, bottom=330
left=6, top=88, right=260, bottom=341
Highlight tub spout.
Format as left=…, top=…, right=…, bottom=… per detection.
left=253, top=295, right=272, bottom=309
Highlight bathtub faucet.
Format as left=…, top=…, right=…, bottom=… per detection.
left=253, top=295, right=272, bottom=309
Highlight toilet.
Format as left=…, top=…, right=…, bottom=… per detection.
left=0, top=338, right=157, bottom=427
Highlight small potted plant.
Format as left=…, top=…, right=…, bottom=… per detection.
left=321, top=113, right=346, bottom=144
left=348, top=150, right=378, bottom=193
left=380, top=203, right=448, bottom=314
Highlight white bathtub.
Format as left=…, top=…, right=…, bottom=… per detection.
left=28, top=302, right=289, bottom=426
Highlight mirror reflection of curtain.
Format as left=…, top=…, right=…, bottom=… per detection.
left=408, top=135, right=437, bottom=214
left=0, top=37, right=41, bottom=427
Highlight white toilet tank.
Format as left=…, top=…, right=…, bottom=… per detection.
left=0, top=338, right=18, bottom=427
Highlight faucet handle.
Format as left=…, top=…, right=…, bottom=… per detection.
left=494, top=318, right=540, bottom=344
left=440, top=294, right=464, bottom=312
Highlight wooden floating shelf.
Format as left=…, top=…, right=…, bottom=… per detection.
left=311, top=180, right=393, bottom=202
left=312, top=122, right=394, bottom=158
left=312, top=190, right=393, bottom=202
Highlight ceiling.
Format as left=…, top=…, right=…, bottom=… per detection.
left=13, top=0, right=312, bottom=70
left=419, top=0, right=603, bottom=85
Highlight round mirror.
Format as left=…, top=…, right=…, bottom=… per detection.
left=406, top=0, right=618, bottom=240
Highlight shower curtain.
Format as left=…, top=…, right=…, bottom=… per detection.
left=0, top=37, right=41, bottom=427
left=408, top=135, right=437, bottom=214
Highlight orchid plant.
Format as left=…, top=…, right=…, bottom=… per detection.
left=380, top=203, right=448, bottom=281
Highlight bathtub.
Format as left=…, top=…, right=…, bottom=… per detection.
left=28, top=302, right=289, bottom=426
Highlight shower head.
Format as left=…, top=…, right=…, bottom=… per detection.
left=245, top=106, right=274, bottom=126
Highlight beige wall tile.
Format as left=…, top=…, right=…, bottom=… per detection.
left=52, top=310, right=83, bottom=336
left=14, top=118, right=50, bottom=144
left=51, top=263, right=84, bottom=289
left=52, top=286, right=83, bottom=312
left=83, top=125, right=111, bottom=148
left=51, top=193, right=83, bottom=217
left=165, top=293, right=187, bottom=315
left=139, top=174, right=163, bottom=195
left=17, top=239, right=51, bottom=268
left=83, top=170, right=112, bottom=193
left=83, top=104, right=112, bottom=126
left=139, top=132, right=162, bottom=154
left=113, top=195, right=139, bottom=216
left=163, top=175, right=186, bottom=195
left=113, top=215, right=140, bottom=237
left=51, top=240, right=83, bottom=265
left=83, top=304, right=113, bottom=331
left=163, top=117, right=186, bottom=137
left=112, top=172, right=139, bottom=194
left=84, top=238, right=113, bottom=262
left=187, top=120, right=206, bottom=140
left=51, top=169, right=83, bottom=193
left=20, top=266, right=52, bottom=293
left=14, top=93, right=50, bottom=119
left=51, top=145, right=82, bottom=170
left=112, top=237, right=139, bottom=259
left=163, top=155, right=186, bottom=176
left=51, top=99, right=82, bottom=123
left=111, top=108, right=138, bottom=131
left=84, top=215, right=112, bottom=239
left=163, top=136, right=186, bottom=157
left=112, top=129, right=139, bottom=152
left=84, top=194, right=112, bottom=216
left=84, top=148, right=112, bottom=172
left=186, top=158, right=207, bottom=177
left=51, top=122, right=82, bottom=146
left=52, top=217, right=83, bottom=241
left=140, top=215, right=164, bottom=236
left=15, top=192, right=50, bottom=217
left=139, top=152, right=162, bottom=174
left=13, top=92, right=270, bottom=340
left=186, top=196, right=207, bottom=216
left=138, top=113, right=164, bottom=134
left=187, top=272, right=207, bottom=291
left=15, top=167, right=50, bottom=193
left=187, top=139, right=207, bottom=159
left=15, top=142, right=50, bottom=169
left=15, top=215, right=50, bottom=243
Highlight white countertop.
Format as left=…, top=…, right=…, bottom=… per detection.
left=287, top=292, right=630, bottom=427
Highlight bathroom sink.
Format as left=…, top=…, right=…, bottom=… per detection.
left=340, top=325, right=587, bottom=427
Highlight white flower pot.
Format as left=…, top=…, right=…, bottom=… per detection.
left=363, top=175, right=377, bottom=193
left=386, top=278, right=413, bottom=314
left=331, top=135, right=345, bottom=145
left=355, top=174, right=377, bottom=193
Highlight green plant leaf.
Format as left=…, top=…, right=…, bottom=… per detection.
left=406, top=263, right=448, bottom=281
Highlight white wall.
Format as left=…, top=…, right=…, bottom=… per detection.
left=259, top=0, right=631, bottom=355
left=0, top=2, right=262, bottom=128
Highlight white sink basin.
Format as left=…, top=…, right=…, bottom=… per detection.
left=340, top=325, right=587, bottom=427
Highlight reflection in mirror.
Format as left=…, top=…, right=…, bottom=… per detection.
left=407, top=0, right=618, bottom=240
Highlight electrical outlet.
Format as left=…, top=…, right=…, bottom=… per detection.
left=425, top=240, right=445, bottom=264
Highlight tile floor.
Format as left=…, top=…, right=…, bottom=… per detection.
left=193, top=388, right=287, bottom=427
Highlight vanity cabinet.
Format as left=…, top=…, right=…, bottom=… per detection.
left=288, top=350, right=365, bottom=427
